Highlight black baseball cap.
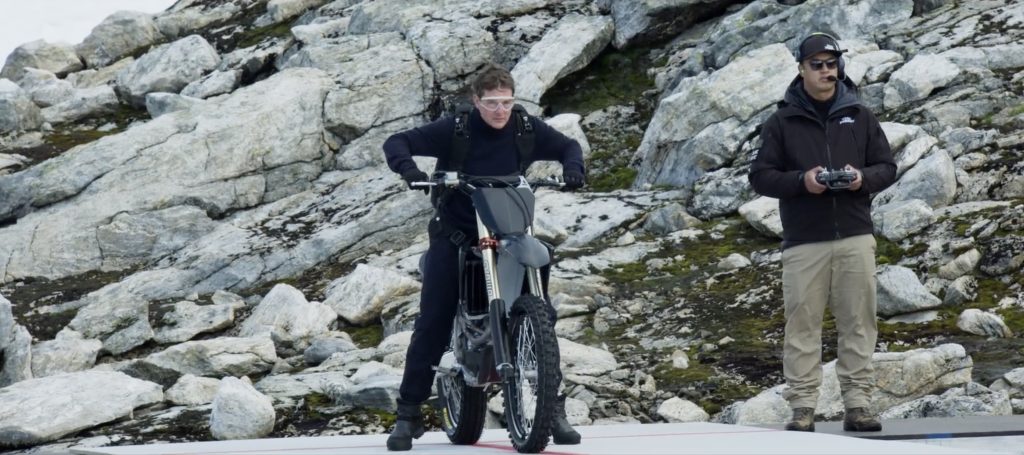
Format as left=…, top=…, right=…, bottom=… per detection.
left=796, top=34, right=846, bottom=62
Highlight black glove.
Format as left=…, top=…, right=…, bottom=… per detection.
left=401, top=168, right=429, bottom=194
left=562, top=170, right=585, bottom=190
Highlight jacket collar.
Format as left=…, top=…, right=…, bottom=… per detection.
left=779, top=75, right=861, bottom=119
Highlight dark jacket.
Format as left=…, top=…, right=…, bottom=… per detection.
left=383, top=108, right=585, bottom=231
left=748, top=76, right=897, bottom=249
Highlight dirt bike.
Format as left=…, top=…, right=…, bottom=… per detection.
left=413, top=172, right=563, bottom=453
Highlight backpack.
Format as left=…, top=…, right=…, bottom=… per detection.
left=431, top=102, right=538, bottom=244
left=448, top=102, right=535, bottom=174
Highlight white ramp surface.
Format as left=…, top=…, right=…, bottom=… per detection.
left=72, top=422, right=1001, bottom=455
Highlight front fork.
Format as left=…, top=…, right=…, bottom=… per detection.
left=477, top=215, right=545, bottom=381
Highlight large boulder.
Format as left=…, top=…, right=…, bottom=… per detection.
left=0, top=371, right=163, bottom=448
left=0, top=79, right=42, bottom=134
left=115, top=35, right=221, bottom=107
left=511, top=14, right=614, bottom=111
left=0, top=68, right=334, bottom=282
left=209, top=377, right=276, bottom=440
left=632, top=44, right=792, bottom=190
left=237, top=283, right=337, bottom=355
left=0, top=40, right=83, bottom=80
left=76, top=11, right=164, bottom=68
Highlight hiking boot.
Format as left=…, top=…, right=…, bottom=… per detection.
left=386, top=403, right=425, bottom=451
left=551, top=395, right=580, bottom=445
left=784, top=407, right=815, bottom=432
left=843, top=407, right=882, bottom=432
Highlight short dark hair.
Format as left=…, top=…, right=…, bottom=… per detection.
left=471, top=63, right=515, bottom=97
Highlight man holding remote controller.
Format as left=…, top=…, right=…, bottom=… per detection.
left=748, top=32, right=897, bottom=433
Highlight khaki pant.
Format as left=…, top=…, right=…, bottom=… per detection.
left=781, top=234, right=877, bottom=409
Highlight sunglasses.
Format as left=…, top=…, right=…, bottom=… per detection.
left=478, top=96, right=516, bottom=112
left=808, top=59, right=839, bottom=71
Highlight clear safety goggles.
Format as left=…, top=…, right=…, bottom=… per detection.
left=478, top=96, right=516, bottom=112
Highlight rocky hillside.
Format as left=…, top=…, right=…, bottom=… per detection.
left=1, top=0, right=1023, bottom=451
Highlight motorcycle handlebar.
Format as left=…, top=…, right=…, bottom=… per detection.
left=409, top=175, right=565, bottom=189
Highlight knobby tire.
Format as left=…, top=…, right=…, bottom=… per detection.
left=503, top=295, right=559, bottom=453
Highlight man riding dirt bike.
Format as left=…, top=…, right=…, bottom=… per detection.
left=382, top=63, right=585, bottom=451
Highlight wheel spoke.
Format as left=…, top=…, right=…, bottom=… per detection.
left=512, top=316, right=540, bottom=434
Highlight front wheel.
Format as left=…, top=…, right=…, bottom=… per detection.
left=503, top=295, right=560, bottom=453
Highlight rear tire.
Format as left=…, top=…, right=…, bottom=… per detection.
left=436, top=364, right=487, bottom=444
left=503, top=295, right=559, bottom=453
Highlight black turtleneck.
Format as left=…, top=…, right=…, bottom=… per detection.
left=805, top=86, right=836, bottom=123
left=384, top=108, right=585, bottom=230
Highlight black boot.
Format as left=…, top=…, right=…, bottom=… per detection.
left=551, top=395, right=581, bottom=444
left=386, top=402, right=425, bottom=451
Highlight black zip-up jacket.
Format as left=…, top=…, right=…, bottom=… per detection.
left=748, top=76, right=897, bottom=249
left=384, top=108, right=585, bottom=231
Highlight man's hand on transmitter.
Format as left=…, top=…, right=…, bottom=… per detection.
left=804, top=166, right=827, bottom=194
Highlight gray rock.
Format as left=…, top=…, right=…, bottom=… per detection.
left=145, top=92, right=204, bottom=118
left=304, top=334, right=357, bottom=365
left=67, top=288, right=152, bottom=355
left=0, top=371, right=163, bottom=448
left=153, top=300, right=235, bottom=344
left=17, top=68, right=75, bottom=107
left=210, top=377, right=276, bottom=440
left=165, top=374, right=222, bottom=406
left=325, top=375, right=401, bottom=411
left=1, top=40, right=83, bottom=80
left=156, top=2, right=242, bottom=39
left=238, top=283, right=336, bottom=355
left=180, top=70, right=241, bottom=99
left=406, top=16, right=495, bottom=80
left=559, top=338, right=618, bottom=376
left=535, top=191, right=646, bottom=248
left=323, top=264, right=420, bottom=327
left=876, top=265, right=942, bottom=317
left=738, top=196, right=782, bottom=239
left=115, top=35, right=221, bottom=107
left=643, top=203, right=700, bottom=235
left=610, top=0, right=735, bottom=49
left=656, top=396, right=709, bottom=423
left=884, top=310, right=940, bottom=324
left=255, top=371, right=353, bottom=401
left=722, top=344, right=973, bottom=424
left=938, top=248, right=981, bottom=280
left=511, top=14, right=614, bottom=110
left=633, top=44, right=792, bottom=189
left=144, top=337, right=278, bottom=377
left=279, top=34, right=432, bottom=141
left=0, top=293, right=13, bottom=352
left=0, top=79, right=42, bottom=134
left=689, top=166, right=757, bottom=220
left=978, top=236, right=1024, bottom=276
left=884, top=54, right=961, bottom=110
left=259, top=0, right=331, bottom=26
left=65, top=57, right=134, bottom=88
left=29, top=329, right=102, bottom=378
left=0, top=68, right=335, bottom=282
left=873, top=149, right=957, bottom=210
left=989, top=367, right=1024, bottom=398
left=957, top=309, right=1013, bottom=338
left=943, top=275, right=977, bottom=306
left=881, top=382, right=1013, bottom=419
left=291, top=18, right=351, bottom=45
left=717, top=253, right=751, bottom=271
left=0, top=325, right=32, bottom=387
left=872, top=199, right=934, bottom=241
left=894, top=135, right=938, bottom=177
left=76, top=11, right=165, bottom=69
left=40, top=85, right=120, bottom=125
